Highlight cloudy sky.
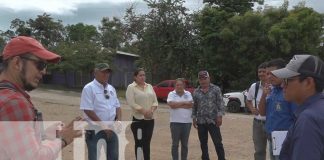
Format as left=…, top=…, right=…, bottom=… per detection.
left=0, top=0, right=323, bottom=31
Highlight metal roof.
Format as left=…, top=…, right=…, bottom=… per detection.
left=116, top=51, right=140, bottom=57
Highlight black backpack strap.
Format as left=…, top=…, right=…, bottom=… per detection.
left=254, top=81, right=260, bottom=108
left=0, top=82, right=16, bottom=91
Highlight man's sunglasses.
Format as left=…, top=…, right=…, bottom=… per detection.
left=104, top=89, right=110, bottom=99
left=283, top=76, right=300, bottom=86
left=21, top=56, right=47, bottom=71
left=198, top=77, right=208, bottom=80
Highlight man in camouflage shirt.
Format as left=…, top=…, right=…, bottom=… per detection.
left=192, top=70, right=226, bottom=160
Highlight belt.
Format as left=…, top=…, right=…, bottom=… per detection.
left=254, top=118, right=266, bottom=124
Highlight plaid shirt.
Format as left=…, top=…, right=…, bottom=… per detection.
left=0, top=80, right=61, bottom=160
left=192, top=83, right=225, bottom=124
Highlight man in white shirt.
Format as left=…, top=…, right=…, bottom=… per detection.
left=167, top=78, right=193, bottom=160
left=246, top=62, right=268, bottom=160
left=80, top=63, right=121, bottom=160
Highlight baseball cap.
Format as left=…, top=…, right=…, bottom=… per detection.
left=1, top=36, right=61, bottom=63
left=95, top=63, right=111, bottom=71
left=198, top=70, right=209, bottom=79
left=272, top=55, right=324, bottom=80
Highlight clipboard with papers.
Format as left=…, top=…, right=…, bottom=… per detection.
left=271, top=131, right=288, bottom=155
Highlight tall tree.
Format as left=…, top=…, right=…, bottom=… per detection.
left=268, top=5, right=324, bottom=57
left=99, top=17, right=125, bottom=49
left=203, top=0, right=263, bottom=14
left=66, top=23, right=99, bottom=42
left=124, top=0, right=200, bottom=83
left=28, top=13, right=65, bottom=48
left=9, top=18, right=31, bottom=36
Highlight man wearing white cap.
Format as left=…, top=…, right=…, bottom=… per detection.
left=271, top=54, right=324, bottom=160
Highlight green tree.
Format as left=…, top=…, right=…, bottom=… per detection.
left=268, top=6, right=324, bottom=58
left=124, top=0, right=200, bottom=83
left=99, top=17, right=125, bottom=49
left=28, top=13, right=65, bottom=48
left=9, top=18, right=32, bottom=36
left=0, top=36, right=5, bottom=53
left=66, top=23, right=99, bottom=42
left=203, top=0, right=263, bottom=14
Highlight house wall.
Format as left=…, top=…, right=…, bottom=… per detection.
left=47, top=53, right=138, bottom=89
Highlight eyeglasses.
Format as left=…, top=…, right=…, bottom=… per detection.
left=21, top=56, right=47, bottom=71
left=104, top=89, right=110, bottom=99
left=33, top=108, right=43, bottom=121
left=283, top=77, right=300, bottom=86
left=199, top=77, right=208, bottom=80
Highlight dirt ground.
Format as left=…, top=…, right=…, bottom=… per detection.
left=30, top=88, right=262, bottom=160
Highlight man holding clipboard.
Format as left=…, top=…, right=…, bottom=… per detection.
left=258, top=58, right=297, bottom=160
left=272, top=55, right=324, bottom=160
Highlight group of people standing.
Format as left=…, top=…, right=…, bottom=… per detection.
left=1, top=36, right=324, bottom=160
left=247, top=56, right=324, bottom=160
left=0, top=36, right=226, bottom=160
left=80, top=63, right=226, bottom=160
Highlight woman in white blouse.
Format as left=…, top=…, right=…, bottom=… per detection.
left=126, top=68, right=158, bottom=160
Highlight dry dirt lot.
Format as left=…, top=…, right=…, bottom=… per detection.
left=30, top=88, right=261, bottom=160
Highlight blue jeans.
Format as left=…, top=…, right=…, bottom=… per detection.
left=85, top=130, right=118, bottom=160
left=252, top=119, right=267, bottom=160
left=170, top=122, right=192, bottom=160
left=197, top=123, right=225, bottom=160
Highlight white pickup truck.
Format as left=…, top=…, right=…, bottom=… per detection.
left=223, top=90, right=248, bottom=113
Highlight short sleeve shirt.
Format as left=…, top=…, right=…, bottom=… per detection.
left=167, top=90, right=193, bottom=123
left=80, top=79, right=120, bottom=122
left=246, top=82, right=266, bottom=120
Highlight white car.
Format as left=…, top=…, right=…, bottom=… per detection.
left=223, top=90, right=247, bottom=113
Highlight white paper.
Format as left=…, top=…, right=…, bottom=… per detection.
left=271, top=131, right=288, bottom=155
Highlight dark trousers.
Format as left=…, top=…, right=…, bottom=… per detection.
left=197, top=123, right=225, bottom=160
left=131, top=117, right=154, bottom=160
left=85, top=130, right=119, bottom=160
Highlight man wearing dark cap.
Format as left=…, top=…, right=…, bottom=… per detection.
left=0, top=36, right=82, bottom=159
left=80, top=63, right=121, bottom=160
left=192, top=70, right=226, bottom=160
left=271, top=55, right=324, bottom=160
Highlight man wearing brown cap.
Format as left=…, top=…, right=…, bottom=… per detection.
left=80, top=63, right=121, bottom=160
left=271, top=55, right=324, bottom=160
left=192, top=70, right=226, bottom=160
left=0, top=36, right=82, bottom=159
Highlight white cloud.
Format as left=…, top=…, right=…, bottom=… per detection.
left=264, top=0, right=283, bottom=6
left=0, top=0, right=143, bottom=15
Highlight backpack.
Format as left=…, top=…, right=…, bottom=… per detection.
left=254, top=81, right=260, bottom=108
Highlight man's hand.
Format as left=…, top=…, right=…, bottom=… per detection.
left=216, top=116, right=222, bottom=127
left=193, top=119, right=198, bottom=129
left=184, top=101, right=193, bottom=108
left=262, top=83, right=271, bottom=96
left=57, top=116, right=84, bottom=147
left=104, top=129, right=114, bottom=138
left=250, top=107, right=260, bottom=115
left=44, top=122, right=63, bottom=140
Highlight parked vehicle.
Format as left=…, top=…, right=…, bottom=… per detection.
left=223, top=90, right=247, bottom=113
left=153, top=80, right=195, bottom=101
